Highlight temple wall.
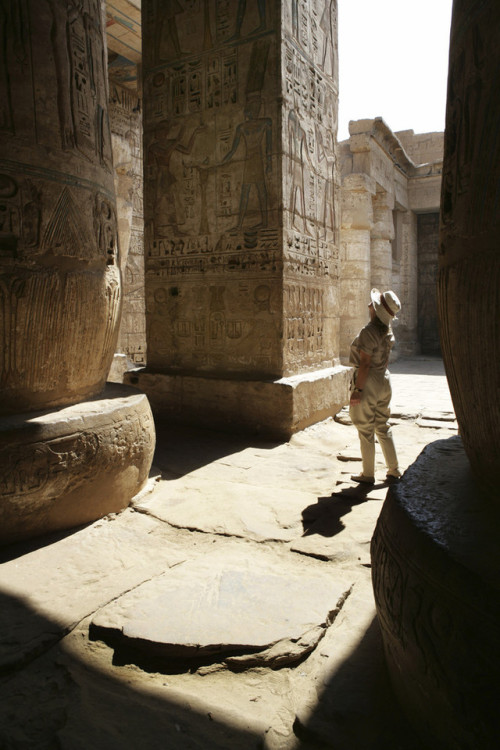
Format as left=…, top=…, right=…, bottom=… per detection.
left=339, top=121, right=442, bottom=361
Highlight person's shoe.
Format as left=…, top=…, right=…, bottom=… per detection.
left=351, top=474, right=375, bottom=484
left=386, top=469, right=402, bottom=479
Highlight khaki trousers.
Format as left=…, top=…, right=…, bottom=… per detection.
left=349, top=369, right=399, bottom=477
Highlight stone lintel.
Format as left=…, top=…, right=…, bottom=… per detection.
left=348, top=118, right=416, bottom=173
left=125, top=366, right=352, bottom=440
left=0, top=385, right=155, bottom=545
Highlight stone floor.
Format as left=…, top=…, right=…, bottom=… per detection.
left=0, top=357, right=457, bottom=749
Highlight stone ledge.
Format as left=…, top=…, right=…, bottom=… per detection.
left=0, top=384, right=156, bottom=545
left=124, top=366, right=352, bottom=440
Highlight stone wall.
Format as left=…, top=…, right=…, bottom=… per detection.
left=417, top=212, right=441, bottom=355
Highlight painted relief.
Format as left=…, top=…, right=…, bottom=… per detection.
left=142, top=0, right=339, bottom=376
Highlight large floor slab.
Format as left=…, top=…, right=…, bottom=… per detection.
left=90, top=547, right=355, bottom=669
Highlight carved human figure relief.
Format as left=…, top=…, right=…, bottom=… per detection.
left=316, top=125, right=336, bottom=239
left=147, top=119, right=206, bottom=236
left=221, top=95, right=272, bottom=231
left=319, top=0, right=337, bottom=77
left=227, top=0, right=266, bottom=41
left=288, top=108, right=314, bottom=235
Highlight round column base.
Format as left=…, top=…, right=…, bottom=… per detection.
left=0, top=384, right=155, bottom=545
left=371, top=436, right=500, bottom=748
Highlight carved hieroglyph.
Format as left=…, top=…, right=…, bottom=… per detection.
left=0, top=0, right=121, bottom=414
left=142, top=0, right=340, bottom=379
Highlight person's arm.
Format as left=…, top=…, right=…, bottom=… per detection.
left=350, top=349, right=371, bottom=405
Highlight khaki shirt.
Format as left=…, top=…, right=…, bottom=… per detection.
left=349, top=321, right=394, bottom=372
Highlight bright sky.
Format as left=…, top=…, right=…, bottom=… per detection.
left=337, top=0, right=454, bottom=141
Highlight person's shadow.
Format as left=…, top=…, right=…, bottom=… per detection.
left=301, top=482, right=388, bottom=538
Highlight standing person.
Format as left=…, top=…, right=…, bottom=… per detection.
left=349, top=289, right=402, bottom=484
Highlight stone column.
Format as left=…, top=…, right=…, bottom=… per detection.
left=371, top=1, right=500, bottom=745
left=0, top=1, right=154, bottom=544
left=438, top=0, right=500, bottom=494
left=339, top=174, right=375, bottom=362
left=370, top=188, right=394, bottom=292
left=129, top=0, right=350, bottom=438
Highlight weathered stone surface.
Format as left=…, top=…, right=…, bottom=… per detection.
left=90, top=549, right=354, bottom=667
left=135, top=476, right=315, bottom=542
left=0, top=510, right=184, bottom=671
left=0, top=385, right=155, bottom=545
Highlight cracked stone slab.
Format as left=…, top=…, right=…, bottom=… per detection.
left=416, top=418, right=458, bottom=429
left=90, top=549, right=354, bottom=669
left=0, top=510, right=184, bottom=671
left=133, top=476, right=319, bottom=542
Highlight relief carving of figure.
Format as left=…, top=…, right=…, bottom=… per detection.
left=288, top=108, right=314, bottom=235
left=320, top=0, right=337, bottom=77
left=157, top=0, right=186, bottom=61
left=228, top=0, right=266, bottom=41
left=147, top=119, right=206, bottom=236
left=316, top=125, right=336, bottom=240
left=221, top=95, right=272, bottom=231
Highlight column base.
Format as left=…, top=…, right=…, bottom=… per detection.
left=371, top=436, right=500, bottom=748
left=125, top=366, right=352, bottom=440
left=0, top=384, right=155, bottom=546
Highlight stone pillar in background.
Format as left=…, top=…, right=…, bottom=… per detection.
left=371, top=1, right=500, bottom=745
left=129, top=0, right=350, bottom=437
left=0, top=0, right=154, bottom=545
left=108, top=81, right=147, bottom=379
left=370, top=188, right=394, bottom=292
left=339, top=174, right=374, bottom=362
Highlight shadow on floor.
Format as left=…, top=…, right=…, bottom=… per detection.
left=301, top=483, right=390, bottom=538
left=152, top=420, right=283, bottom=478
left=295, top=614, right=422, bottom=750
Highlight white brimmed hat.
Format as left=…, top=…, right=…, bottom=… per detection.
left=371, top=288, right=401, bottom=326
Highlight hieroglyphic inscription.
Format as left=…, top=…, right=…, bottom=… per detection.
left=142, top=0, right=340, bottom=376
left=283, top=0, right=339, bottom=262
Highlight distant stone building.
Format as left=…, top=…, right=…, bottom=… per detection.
left=339, top=120, right=443, bottom=361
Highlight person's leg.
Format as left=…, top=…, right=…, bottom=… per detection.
left=349, top=385, right=376, bottom=479
left=374, top=372, right=400, bottom=476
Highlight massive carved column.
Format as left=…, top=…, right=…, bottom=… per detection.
left=128, top=0, right=350, bottom=437
left=371, top=1, right=500, bottom=745
left=438, top=0, right=500, bottom=494
left=0, top=0, right=154, bottom=544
